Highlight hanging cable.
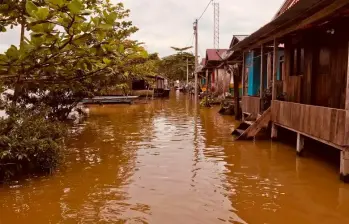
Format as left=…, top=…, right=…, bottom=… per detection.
left=198, top=0, right=213, bottom=21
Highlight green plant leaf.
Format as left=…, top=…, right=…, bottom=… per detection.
left=48, top=0, right=65, bottom=7
left=68, top=0, right=83, bottom=14
left=36, top=7, right=50, bottom=20
left=103, top=58, right=111, bottom=65
left=26, top=1, right=38, bottom=17
left=98, top=24, right=113, bottom=30
left=5, top=45, right=19, bottom=60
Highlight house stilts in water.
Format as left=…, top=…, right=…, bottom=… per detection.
left=229, top=0, right=349, bottom=182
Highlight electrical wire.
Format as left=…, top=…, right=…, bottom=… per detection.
left=198, top=0, right=213, bottom=21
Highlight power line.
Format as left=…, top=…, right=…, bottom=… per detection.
left=198, top=0, right=213, bottom=21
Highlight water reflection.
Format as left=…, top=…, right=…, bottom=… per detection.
left=1, top=92, right=349, bottom=224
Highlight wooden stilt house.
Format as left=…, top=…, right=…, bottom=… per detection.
left=204, top=49, right=229, bottom=95
left=231, top=0, right=349, bottom=182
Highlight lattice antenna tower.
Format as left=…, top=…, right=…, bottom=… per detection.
left=213, top=1, right=219, bottom=49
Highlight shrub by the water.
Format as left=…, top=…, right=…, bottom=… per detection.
left=0, top=109, right=67, bottom=181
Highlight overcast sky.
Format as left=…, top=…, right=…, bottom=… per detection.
left=0, top=0, right=285, bottom=58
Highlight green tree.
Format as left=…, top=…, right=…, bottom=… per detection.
left=0, top=0, right=158, bottom=179
left=159, top=51, right=195, bottom=81
left=0, top=0, right=152, bottom=119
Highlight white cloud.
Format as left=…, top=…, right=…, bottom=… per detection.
left=0, top=0, right=285, bottom=57
left=0, top=27, right=20, bottom=53
left=121, top=0, right=285, bottom=57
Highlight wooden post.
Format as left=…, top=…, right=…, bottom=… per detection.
left=345, top=41, right=349, bottom=146
left=342, top=42, right=349, bottom=182
left=340, top=151, right=349, bottom=183
left=267, top=53, right=272, bottom=89
left=271, top=39, right=278, bottom=139
left=296, top=133, right=305, bottom=156
left=234, top=65, right=241, bottom=120
left=260, top=45, right=264, bottom=112
left=272, top=39, right=278, bottom=100
left=205, top=69, right=209, bottom=94
left=242, top=52, right=245, bottom=96
left=304, top=47, right=313, bottom=104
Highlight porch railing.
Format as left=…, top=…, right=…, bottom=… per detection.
left=271, top=100, right=347, bottom=146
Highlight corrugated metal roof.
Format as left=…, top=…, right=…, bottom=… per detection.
left=206, top=49, right=228, bottom=62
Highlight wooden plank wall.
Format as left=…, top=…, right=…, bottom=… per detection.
left=283, top=40, right=302, bottom=103
left=284, top=76, right=302, bottom=102
left=275, top=80, right=284, bottom=98
left=242, top=96, right=261, bottom=115
left=310, top=27, right=348, bottom=109
left=272, top=100, right=346, bottom=146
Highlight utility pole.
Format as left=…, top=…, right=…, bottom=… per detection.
left=186, top=57, right=189, bottom=85
left=194, top=19, right=198, bottom=102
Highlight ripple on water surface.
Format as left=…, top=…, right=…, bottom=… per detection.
left=1, top=93, right=349, bottom=224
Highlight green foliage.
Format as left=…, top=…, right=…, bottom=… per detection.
left=0, top=0, right=160, bottom=180
left=159, top=52, right=195, bottom=81
left=0, top=0, right=157, bottom=119
left=0, top=106, right=67, bottom=180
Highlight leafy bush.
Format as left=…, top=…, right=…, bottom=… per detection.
left=0, top=108, right=67, bottom=181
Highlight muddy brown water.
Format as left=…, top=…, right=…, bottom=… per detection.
left=1, top=92, right=349, bottom=224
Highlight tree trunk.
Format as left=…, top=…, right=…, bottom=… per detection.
left=13, top=0, right=26, bottom=104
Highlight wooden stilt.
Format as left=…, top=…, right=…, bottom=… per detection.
left=340, top=151, right=349, bottom=183
left=271, top=123, right=278, bottom=140
left=296, top=133, right=305, bottom=156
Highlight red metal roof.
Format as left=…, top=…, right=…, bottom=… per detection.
left=206, top=49, right=228, bottom=62
left=200, top=58, right=206, bottom=65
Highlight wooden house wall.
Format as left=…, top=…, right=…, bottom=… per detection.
left=310, top=25, right=348, bottom=109
left=283, top=43, right=302, bottom=103
left=282, top=19, right=349, bottom=109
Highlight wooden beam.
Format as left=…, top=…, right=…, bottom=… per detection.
left=267, top=53, right=272, bottom=89
left=304, top=44, right=313, bottom=104
left=246, top=0, right=349, bottom=50
left=346, top=41, right=349, bottom=146
left=234, top=67, right=241, bottom=120
left=260, top=44, right=264, bottom=101
left=242, top=52, right=245, bottom=96
left=272, top=39, right=278, bottom=100
left=275, top=123, right=346, bottom=151
left=226, top=60, right=243, bottom=64
left=205, top=69, right=209, bottom=94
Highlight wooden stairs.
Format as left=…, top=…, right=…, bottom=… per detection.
left=232, top=107, right=271, bottom=140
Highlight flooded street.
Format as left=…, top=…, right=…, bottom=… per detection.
left=1, top=92, right=349, bottom=224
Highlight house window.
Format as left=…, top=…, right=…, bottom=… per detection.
left=290, top=47, right=304, bottom=76
left=319, top=47, right=330, bottom=75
